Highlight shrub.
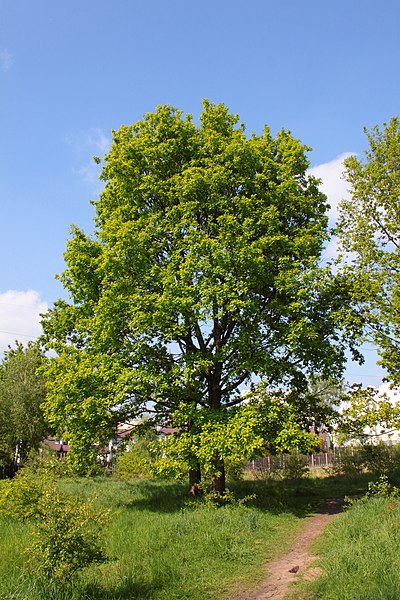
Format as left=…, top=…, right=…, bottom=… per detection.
left=0, top=467, right=52, bottom=521
left=328, top=448, right=363, bottom=476
left=358, top=443, right=394, bottom=474
left=225, top=457, right=246, bottom=482
left=114, top=445, right=153, bottom=480
left=280, top=452, right=309, bottom=480
left=0, top=461, right=111, bottom=582
left=114, top=429, right=161, bottom=480
left=30, top=489, right=110, bottom=581
left=366, top=474, right=400, bottom=499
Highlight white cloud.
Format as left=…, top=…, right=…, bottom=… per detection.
left=76, top=163, right=103, bottom=191
left=84, top=128, right=110, bottom=155
left=66, top=128, right=110, bottom=192
left=0, top=290, right=48, bottom=354
left=308, top=153, right=356, bottom=264
left=309, top=152, right=355, bottom=222
left=0, top=50, right=13, bottom=71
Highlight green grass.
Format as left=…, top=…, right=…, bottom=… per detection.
left=0, top=478, right=304, bottom=600
left=288, top=494, right=400, bottom=600
left=0, top=472, right=386, bottom=600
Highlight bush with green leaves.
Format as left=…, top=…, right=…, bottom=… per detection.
left=114, top=428, right=160, bottom=480
left=280, top=452, right=310, bottom=480
left=328, top=449, right=364, bottom=476
left=30, top=488, right=110, bottom=581
left=358, top=443, right=396, bottom=474
left=0, top=467, right=52, bottom=521
left=114, top=445, right=153, bottom=480
left=225, top=457, right=246, bottom=482
left=329, top=443, right=400, bottom=478
left=0, top=462, right=111, bottom=582
left=366, top=474, right=400, bottom=499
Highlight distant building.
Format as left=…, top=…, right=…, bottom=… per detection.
left=337, top=382, right=400, bottom=446
left=41, top=436, right=69, bottom=458
left=363, top=382, right=400, bottom=444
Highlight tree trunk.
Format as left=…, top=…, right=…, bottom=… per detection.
left=210, top=455, right=226, bottom=495
left=188, top=465, right=203, bottom=496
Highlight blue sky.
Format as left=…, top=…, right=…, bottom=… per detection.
left=0, top=0, right=399, bottom=386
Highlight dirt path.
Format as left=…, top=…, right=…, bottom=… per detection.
left=232, top=498, right=344, bottom=600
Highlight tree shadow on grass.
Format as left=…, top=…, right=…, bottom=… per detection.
left=121, top=478, right=317, bottom=518
left=118, top=479, right=191, bottom=513
left=228, top=473, right=374, bottom=517
left=82, top=577, right=165, bottom=600
left=116, top=472, right=375, bottom=519
left=15, top=575, right=149, bottom=600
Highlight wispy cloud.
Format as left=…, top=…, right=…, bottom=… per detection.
left=0, top=50, right=13, bottom=71
left=0, top=290, right=48, bottom=354
left=66, top=128, right=110, bottom=192
left=309, top=152, right=355, bottom=222
left=84, top=128, right=110, bottom=155
left=65, top=127, right=110, bottom=157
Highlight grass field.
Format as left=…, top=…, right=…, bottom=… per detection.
left=288, top=492, right=400, bottom=600
left=0, top=477, right=303, bottom=600
left=0, top=472, right=388, bottom=599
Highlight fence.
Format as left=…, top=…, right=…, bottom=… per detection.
left=245, top=445, right=400, bottom=475
left=245, top=451, right=335, bottom=474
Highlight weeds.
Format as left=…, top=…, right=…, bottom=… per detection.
left=0, top=461, right=111, bottom=589
left=0, top=476, right=302, bottom=599
left=202, top=488, right=257, bottom=508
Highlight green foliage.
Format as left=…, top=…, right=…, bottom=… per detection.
left=336, top=117, right=400, bottom=384
left=338, top=384, right=400, bottom=440
left=225, top=457, right=247, bottom=482
left=42, top=351, right=126, bottom=475
left=359, top=443, right=397, bottom=475
left=0, top=342, right=49, bottom=469
left=114, top=430, right=159, bottom=480
left=42, top=101, right=353, bottom=484
left=294, top=494, right=400, bottom=599
left=279, top=452, right=310, bottom=480
left=154, top=390, right=321, bottom=481
left=366, top=474, right=399, bottom=499
left=328, top=450, right=364, bottom=477
left=115, top=446, right=153, bottom=480
left=329, top=444, right=400, bottom=478
left=0, top=462, right=110, bottom=583
left=0, top=467, right=52, bottom=521
left=202, top=488, right=257, bottom=508
left=27, top=446, right=72, bottom=477
left=30, top=489, right=110, bottom=581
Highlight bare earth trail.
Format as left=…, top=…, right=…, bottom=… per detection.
left=231, top=498, right=344, bottom=600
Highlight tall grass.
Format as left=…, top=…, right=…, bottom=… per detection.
left=0, top=478, right=303, bottom=600
left=291, top=495, right=400, bottom=600
left=0, top=472, right=386, bottom=600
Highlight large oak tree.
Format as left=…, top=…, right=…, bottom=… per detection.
left=42, top=101, right=351, bottom=489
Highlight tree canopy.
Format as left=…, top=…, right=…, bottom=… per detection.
left=0, top=343, right=49, bottom=474
left=336, top=117, right=400, bottom=384
left=42, top=101, right=352, bottom=488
